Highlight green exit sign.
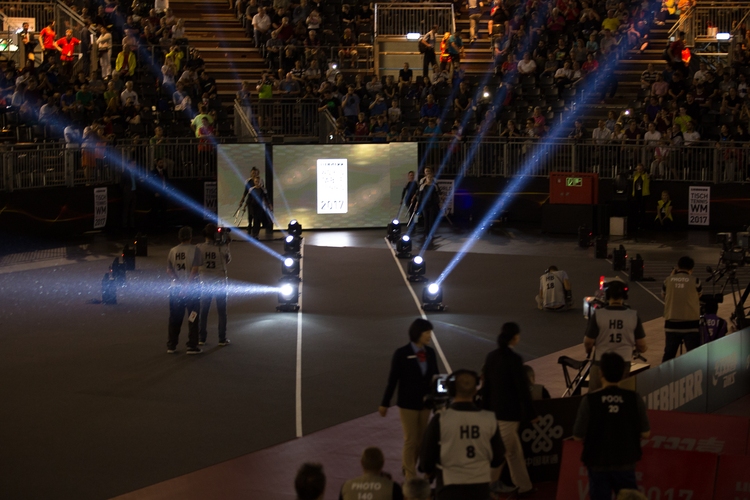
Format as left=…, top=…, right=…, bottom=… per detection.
left=566, top=177, right=583, bottom=187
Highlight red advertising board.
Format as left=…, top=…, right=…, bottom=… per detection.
left=557, top=440, right=718, bottom=500
left=645, top=410, right=750, bottom=456
left=549, top=172, right=599, bottom=205
left=714, top=454, right=750, bottom=500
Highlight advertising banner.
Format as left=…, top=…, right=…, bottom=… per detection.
left=518, top=396, right=582, bottom=482
left=635, top=344, right=708, bottom=413
left=557, top=440, right=718, bottom=500
left=644, top=410, right=749, bottom=456
left=93, top=187, right=107, bottom=229
left=713, top=454, right=750, bottom=500
left=706, top=331, right=746, bottom=413
left=203, top=181, right=217, bottom=220
left=688, top=186, right=710, bottom=226
left=435, top=179, right=454, bottom=215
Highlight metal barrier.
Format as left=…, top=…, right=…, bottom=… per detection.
left=0, top=138, right=745, bottom=191
left=374, top=3, right=455, bottom=37
left=673, top=4, right=750, bottom=49
left=253, top=99, right=321, bottom=138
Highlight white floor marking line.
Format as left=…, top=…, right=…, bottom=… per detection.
left=384, top=237, right=452, bottom=373
left=296, top=239, right=305, bottom=438
left=606, top=259, right=665, bottom=305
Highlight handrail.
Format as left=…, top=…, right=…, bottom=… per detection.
left=234, top=99, right=260, bottom=142
left=374, top=2, right=456, bottom=37
left=668, top=5, right=694, bottom=43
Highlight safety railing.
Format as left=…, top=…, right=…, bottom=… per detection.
left=0, top=2, right=55, bottom=26
left=0, top=138, right=746, bottom=191
left=669, top=6, right=694, bottom=46
left=252, top=99, right=321, bottom=138
left=374, top=3, right=455, bottom=37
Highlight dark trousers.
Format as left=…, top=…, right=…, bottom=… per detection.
left=422, top=205, right=439, bottom=235
left=423, top=47, right=436, bottom=77
left=588, top=468, right=637, bottom=500
left=200, top=285, right=227, bottom=342
left=122, top=189, right=137, bottom=228
left=662, top=330, right=701, bottom=362
left=168, top=289, right=200, bottom=349
left=247, top=205, right=265, bottom=237
left=437, top=483, right=490, bottom=500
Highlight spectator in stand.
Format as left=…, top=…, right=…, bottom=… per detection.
left=467, top=0, right=484, bottom=43
left=667, top=31, right=686, bottom=71
left=454, top=81, right=472, bottom=118
left=252, top=7, right=271, bottom=49
left=447, top=29, right=465, bottom=74
left=295, top=463, right=325, bottom=500
left=593, top=120, right=612, bottom=143
left=369, top=93, right=387, bottom=117
left=354, top=112, right=369, bottom=138
left=173, top=82, right=192, bottom=111
left=420, top=94, right=440, bottom=122
left=341, top=86, right=360, bottom=126
left=120, top=80, right=139, bottom=106
left=338, top=29, right=358, bottom=69
left=56, top=29, right=80, bottom=82
left=667, top=71, right=686, bottom=102
left=398, top=62, right=413, bottom=95
left=340, top=447, right=403, bottom=500
left=388, top=99, right=401, bottom=126
left=40, top=20, right=58, bottom=64
left=569, top=119, right=587, bottom=140
left=517, top=52, right=536, bottom=76
left=673, top=106, right=692, bottom=132
left=582, top=53, right=599, bottom=75
left=419, top=25, right=439, bottom=78
left=357, top=3, right=374, bottom=31
left=280, top=72, right=301, bottom=96
left=692, top=62, right=709, bottom=85
left=423, top=117, right=440, bottom=137
left=76, top=83, right=95, bottom=113
left=554, top=60, right=574, bottom=89
left=640, top=63, right=658, bottom=90
left=318, top=89, right=342, bottom=119
left=115, top=45, right=137, bottom=79
left=651, top=73, right=668, bottom=101
left=191, top=104, right=215, bottom=137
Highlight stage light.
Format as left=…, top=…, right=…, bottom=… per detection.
left=110, top=257, right=126, bottom=285
left=284, top=234, right=302, bottom=255
left=101, top=272, right=117, bottom=305
left=387, top=219, right=402, bottom=242
left=613, top=245, right=627, bottom=271
left=122, top=244, right=136, bottom=271
left=629, top=253, right=644, bottom=282
left=422, top=282, right=445, bottom=311
left=134, top=233, right=148, bottom=256
left=406, top=32, right=421, bottom=40
left=282, top=256, right=301, bottom=278
left=396, top=234, right=412, bottom=258
left=277, top=282, right=300, bottom=312
left=578, top=226, right=592, bottom=248
left=716, top=32, right=730, bottom=40
left=595, top=236, right=608, bottom=259
left=408, top=255, right=426, bottom=282
left=288, top=219, right=302, bottom=237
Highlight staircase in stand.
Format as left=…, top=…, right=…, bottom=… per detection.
left=170, top=0, right=265, bottom=104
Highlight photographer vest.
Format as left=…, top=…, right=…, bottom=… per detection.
left=340, top=473, right=395, bottom=500
left=581, top=387, right=642, bottom=468
left=167, top=243, right=200, bottom=287
left=439, top=408, right=497, bottom=486
left=197, top=241, right=229, bottom=284
left=592, top=307, right=638, bottom=362
left=663, top=272, right=701, bottom=322
left=540, top=270, right=567, bottom=308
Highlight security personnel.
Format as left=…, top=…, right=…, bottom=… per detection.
left=584, top=280, right=647, bottom=392
left=166, top=226, right=202, bottom=354
left=340, top=447, right=403, bottom=500
left=419, top=370, right=505, bottom=500
left=573, top=352, right=651, bottom=500
left=661, top=256, right=702, bottom=361
left=537, top=265, right=573, bottom=310
left=197, top=224, right=231, bottom=347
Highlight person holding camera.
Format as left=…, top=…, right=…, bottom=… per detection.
left=537, top=265, right=572, bottom=311
left=166, top=226, right=202, bottom=354
left=340, top=447, right=403, bottom=500
left=584, top=281, right=647, bottom=392
left=662, top=256, right=702, bottom=361
left=573, top=352, right=650, bottom=500
left=379, top=318, right=439, bottom=481
left=419, top=370, right=505, bottom=500
left=197, top=224, right=231, bottom=347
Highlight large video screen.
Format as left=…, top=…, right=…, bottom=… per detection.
left=216, top=144, right=268, bottom=227
left=272, top=143, right=418, bottom=229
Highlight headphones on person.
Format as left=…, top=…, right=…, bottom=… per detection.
left=605, top=280, right=629, bottom=301
left=446, top=369, right=480, bottom=398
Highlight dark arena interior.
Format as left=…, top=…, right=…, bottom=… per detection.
left=2, top=0, right=750, bottom=499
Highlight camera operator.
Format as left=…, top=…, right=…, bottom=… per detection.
left=419, top=370, right=505, bottom=500
left=662, top=256, right=702, bottom=361
left=197, top=224, right=231, bottom=347
left=537, top=265, right=572, bottom=311
left=166, top=226, right=202, bottom=354
left=584, top=281, right=647, bottom=392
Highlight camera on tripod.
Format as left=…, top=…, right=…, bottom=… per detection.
left=716, top=232, right=749, bottom=267
left=215, top=227, right=232, bottom=245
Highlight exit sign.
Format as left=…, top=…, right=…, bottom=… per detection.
left=566, top=177, right=583, bottom=187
